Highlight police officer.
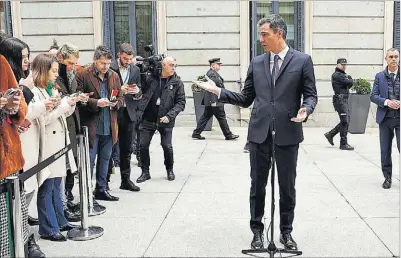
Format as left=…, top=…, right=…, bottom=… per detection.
left=324, top=58, right=354, bottom=150
left=192, top=58, right=239, bottom=140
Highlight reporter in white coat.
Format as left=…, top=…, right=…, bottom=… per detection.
left=30, top=53, right=80, bottom=241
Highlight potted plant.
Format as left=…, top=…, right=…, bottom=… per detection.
left=191, top=75, right=213, bottom=131
left=348, top=78, right=372, bottom=134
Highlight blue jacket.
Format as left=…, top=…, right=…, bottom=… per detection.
left=370, top=67, right=400, bottom=124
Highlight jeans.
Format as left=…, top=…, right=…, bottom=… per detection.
left=37, top=177, right=68, bottom=237
left=90, top=134, right=113, bottom=191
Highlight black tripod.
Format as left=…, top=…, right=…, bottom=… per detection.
left=241, top=126, right=303, bottom=258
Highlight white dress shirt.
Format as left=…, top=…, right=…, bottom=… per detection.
left=217, top=45, right=289, bottom=98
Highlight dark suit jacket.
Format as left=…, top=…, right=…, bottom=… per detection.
left=56, top=63, right=80, bottom=156
left=219, top=47, right=318, bottom=146
left=110, top=60, right=142, bottom=123
left=370, top=67, right=400, bottom=124
left=76, top=64, right=123, bottom=146
left=202, top=69, right=224, bottom=107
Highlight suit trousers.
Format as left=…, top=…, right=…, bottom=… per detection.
left=118, top=108, right=138, bottom=181
left=194, top=106, right=232, bottom=137
left=249, top=131, right=299, bottom=234
left=379, top=117, right=400, bottom=178
left=139, top=120, right=174, bottom=172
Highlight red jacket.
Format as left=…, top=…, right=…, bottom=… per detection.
left=0, top=55, right=27, bottom=179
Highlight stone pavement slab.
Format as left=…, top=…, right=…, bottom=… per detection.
left=34, top=127, right=399, bottom=257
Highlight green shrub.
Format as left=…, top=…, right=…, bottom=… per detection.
left=351, top=78, right=371, bottom=95
left=191, top=75, right=207, bottom=92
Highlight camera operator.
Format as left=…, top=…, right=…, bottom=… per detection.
left=109, top=43, right=141, bottom=192
left=324, top=58, right=354, bottom=150
left=136, top=56, right=186, bottom=183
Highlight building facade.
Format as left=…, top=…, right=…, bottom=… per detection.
left=1, top=1, right=399, bottom=127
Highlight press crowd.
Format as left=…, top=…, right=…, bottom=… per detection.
left=0, top=35, right=186, bottom=258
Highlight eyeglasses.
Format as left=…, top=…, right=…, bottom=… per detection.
left=388, top=55, right=399, bottom=59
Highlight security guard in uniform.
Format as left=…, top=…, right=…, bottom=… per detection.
left=324, top=58, right=354, bottom=150
left=192, top=58, right=239, bottom=140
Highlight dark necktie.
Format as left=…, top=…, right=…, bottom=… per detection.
left=390, top=73, right=395, bottom=82
left=271, top=55, right=280, bottom=87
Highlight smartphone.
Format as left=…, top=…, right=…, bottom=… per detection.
left=21, top=119, right=31, bottom=128
left=3, top=88, right=20, bottom=99
left=128, top=84, right=136, bottom=88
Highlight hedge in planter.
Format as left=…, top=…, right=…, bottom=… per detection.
left=348, top=78, right=372, bottom=134
left=192, top=75, right=213, bottom=131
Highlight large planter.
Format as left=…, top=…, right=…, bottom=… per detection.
left=193, top=92, right=213, bottom=131
left=348, top=93, right=371, bottom=134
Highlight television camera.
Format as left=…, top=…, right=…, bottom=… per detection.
left=136, top=45, right=165, bottom=77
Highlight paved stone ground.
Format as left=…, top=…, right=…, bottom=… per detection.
left=32, top=127, right=399, bottom=257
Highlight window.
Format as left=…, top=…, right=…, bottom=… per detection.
left=250, top=1, right=304, bottom=58
left=102, top=1, right=157, bottom=58
left=394, top=1, right=400, bottom=50
left=0, top=1, right=12, bottom=36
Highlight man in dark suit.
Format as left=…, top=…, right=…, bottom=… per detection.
left=109, top=43, right=142, bottom=192
left=370, top=48, right=400, bottom=189
left=194, top=14, right=317, bottom=251
left=192, top=58, right=238, bottom=140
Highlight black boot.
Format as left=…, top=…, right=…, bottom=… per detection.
left=167, top=170, right=175, bottom=181
left=27, top=235, right=46, bottom=258
left=340, top=143, right=354, bottom=150
left=136, top=170, right=151, bottom=183
left=324, top=132, right=335, bottom=146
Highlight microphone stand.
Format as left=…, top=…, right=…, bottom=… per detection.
left=241, top=60, right=303, bottom=257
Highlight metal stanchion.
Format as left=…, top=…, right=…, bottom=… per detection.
left=67, top=135, right=104, bottom=241
left=6, top=176, right=25, bottom=258
left=82, top=126, right=106, bottom=216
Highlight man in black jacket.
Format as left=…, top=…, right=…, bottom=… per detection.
left=324, top=58, right=354, bottom=150
left=56, top=43, right=83, bottom=222
left=136, top=56, right=186, bottom=183
left=109, top=43, right=142, bottom=191
left=192, top=58, right=239, bottom=140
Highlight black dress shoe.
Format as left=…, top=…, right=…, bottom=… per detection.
left=383, top=177, right=392, bottom=189
left=225, top=134, right=239, bottom=140
left=67, top=201, right=80, bottom=213
left=280, top=233, right=298, bottom=251
left=64, top=209, right=81, bottom=222
left=324, top=132, right=334, bottom=146
left=41, top=233, right=67, bottom=242
left=120, top=180, right=140, bottom=192
left=167, top=170, right=175, bottom=181
left=251, top=231, right=264, bottom=249
left=192, top=133, right=205, bottom=140
left=60, top=223, right=80, bottom=232
left=27, top=234, right=46, bottom=258
left=28, top=216, right=39, bottom=226
left=94, top=190, right=119, bottom=201
left=65, top=190, right=74, bottom=201
left=136, top=171, right=151, bottom=183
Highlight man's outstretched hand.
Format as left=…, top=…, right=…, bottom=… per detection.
left=290, top=107, right=308, bottom=123
left=192, top=75, right=220, bottom=95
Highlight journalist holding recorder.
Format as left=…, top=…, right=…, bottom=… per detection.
left=194, top=14, right=318, bottom=251
left=136, top=56, right=186, bottom=183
